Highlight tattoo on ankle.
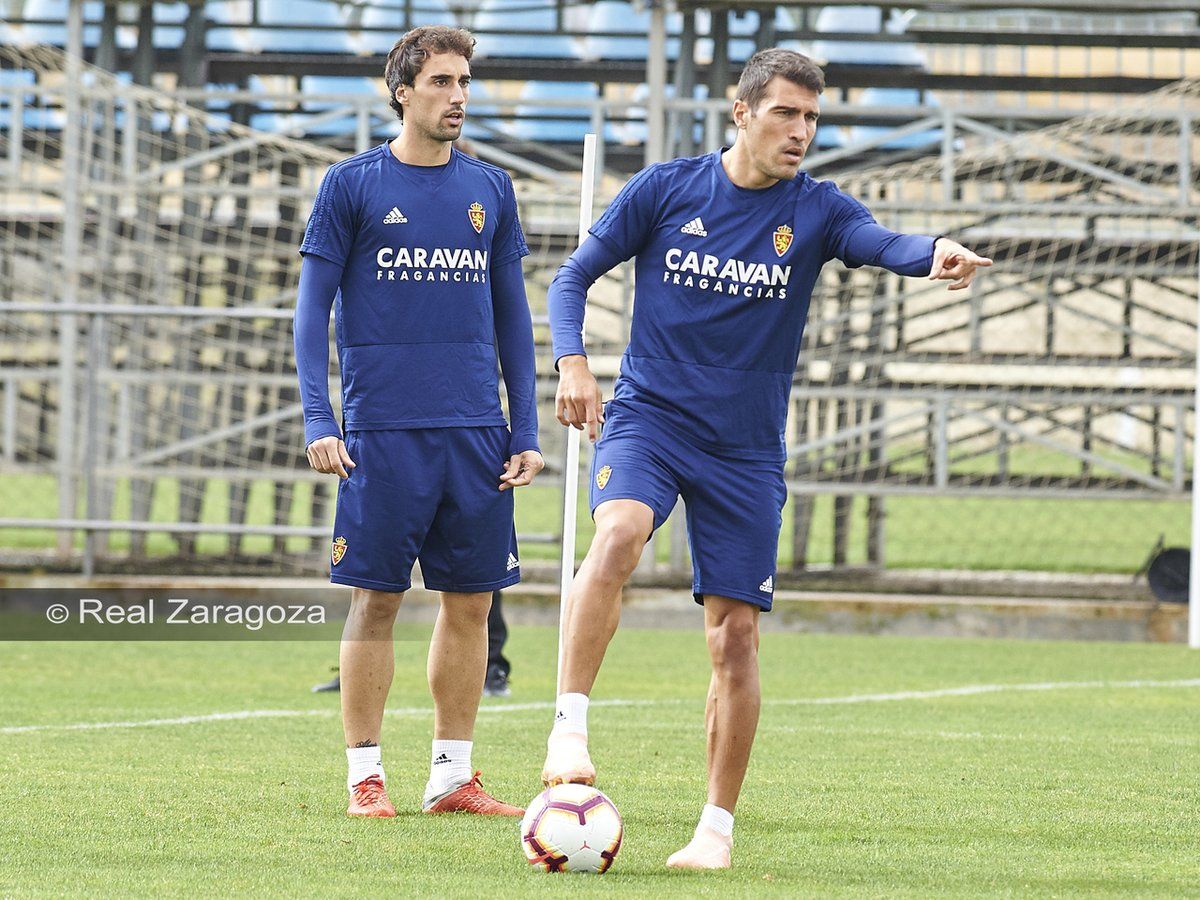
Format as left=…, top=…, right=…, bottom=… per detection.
left=351, top=740, right=379, bottom=749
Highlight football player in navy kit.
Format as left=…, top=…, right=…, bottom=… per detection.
left=543, top=48, right=992, bottom=867
left=295, top=26, right=543, bottom=819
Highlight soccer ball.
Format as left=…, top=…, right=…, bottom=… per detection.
left=520, top=784, right=623, bottom=873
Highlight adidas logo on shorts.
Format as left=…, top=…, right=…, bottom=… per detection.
left=383, top=206, right=408, bottom=224
left=506, top=552, right=519, bottom=572
left=759, top=575, right=774, bottom=593
left=680, top=216, right=708, bottom=237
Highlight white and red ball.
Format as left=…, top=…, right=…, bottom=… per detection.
left=520, top=784, right=623, bottom=873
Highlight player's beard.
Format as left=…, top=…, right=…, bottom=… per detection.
left=416, top=111, right=465, bottom=144
left=429, top=123, right=462, bottom=142
left=773, top=144, right=805, bottom=178
left=753, top=153, right=801, bottom=184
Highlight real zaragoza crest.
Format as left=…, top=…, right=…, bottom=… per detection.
left=331, top=535, right=348, bottom=566
left=773, top=224, right=793, bottom=257
left=468, top=202, right=486, bottom=234
left=595, top=465, right=612, bottom=490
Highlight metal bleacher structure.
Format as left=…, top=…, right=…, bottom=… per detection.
left=0, top=1, right=1197, bottom=578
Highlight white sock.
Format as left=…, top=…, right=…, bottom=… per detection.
left=698, top=803, right=734, bottom=838
left=346, top=745, right=384, bottom=792
left=425, top=739, right=473, bottom=801
left=551, top=692, right=589, bottom=739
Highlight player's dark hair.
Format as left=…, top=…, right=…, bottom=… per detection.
left=736, top=48, right=825, bottom=113
left=384, top=25, right=476, bottom=122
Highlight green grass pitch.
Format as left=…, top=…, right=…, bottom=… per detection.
left=1, top=626, right=1198, bottom=896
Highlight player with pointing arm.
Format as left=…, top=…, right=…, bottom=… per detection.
left=543, top=48, right=991, bottom=869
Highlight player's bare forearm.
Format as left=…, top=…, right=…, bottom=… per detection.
left=556, top=355, right=605, bottom=442
left=929, top=237, right=993, bottom=290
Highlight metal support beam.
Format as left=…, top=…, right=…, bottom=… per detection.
left=645, top=0, right=668, bottom=165
left=57, top=0, right=85, bottom=556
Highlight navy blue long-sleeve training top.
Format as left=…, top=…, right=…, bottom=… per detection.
left=549, top=149, right=935, bottom=461
left=295, top=143, right=539, bottom=455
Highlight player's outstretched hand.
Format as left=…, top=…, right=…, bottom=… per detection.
left=930, top=238, right=993, bottom=290
left=556, top=355, right=605, bottom=442
left=499, top=450, right=545, bottom=491
left=306, top=435, right=355, bottom=479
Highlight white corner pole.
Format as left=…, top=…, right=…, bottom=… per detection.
left=1190, top=249, right=1200, bottom=649
left=557, top=133, right=598, bottom=691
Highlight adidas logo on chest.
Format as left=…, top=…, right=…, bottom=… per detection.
left=383, top=206, right=408, bottom=224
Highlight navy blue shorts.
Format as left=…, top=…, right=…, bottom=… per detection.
left=588, top=405, right=786, bottom=611
left=329, top=427, right=520, bottom=594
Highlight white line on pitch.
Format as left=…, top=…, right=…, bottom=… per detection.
left=2, top=679, right=1197, bottom=736
left=0, top=698, right=654, bottom=735
left=0, top=709, right=331, bottom=735
left=766, top=678, right=1200, bottom=706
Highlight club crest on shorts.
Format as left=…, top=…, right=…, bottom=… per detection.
left=773, top=224, right=793, bottom=257
left=468, top=202, right=486, bottom=234
left=596, top=465, right=612, bottom=490
left=331, top=535, right=348, bottom=566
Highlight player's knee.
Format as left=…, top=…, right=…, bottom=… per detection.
left=706, top=611, right=759, bottom=674
left=439, top=592, right=491, bottom=628
left=592, top=517, right=647, bottom=576
left=350, top=588, right=403, bottom=624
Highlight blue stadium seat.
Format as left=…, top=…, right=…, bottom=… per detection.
left=149, top=2, right=188, bottom=50
left=511, top=80, right=598, bottom=143
left=849, top=87, right=941, bottom=150
left=209, top=0, right=355, bottom=54
left=473, top=0, right=580, bottom=59
left=14, top=1, right=183, bottom=50
left=113, top=2, right=188, bottom=50
left=811, top=122, right=846, bottom=152
left=348, top=0, right=456, bottom=55
left=726, top=7, right=782, bottom=63
left=298, top=75, right=383, bottom=136
left=690, top=6, right=793, bottom=66
left=812, top=5, right=925, bottom=67
left=0, top=68, right=67, bottom=131
left=614, top=82, right=706, bottom=148
left=581, top=1, right=681, bottom=61
left=245, top=75, right=388, bottom=140
left=205, top=0, right=255, bottom=52
left=8, top=0, right=102, bottom=47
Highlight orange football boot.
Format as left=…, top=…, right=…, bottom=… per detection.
left=422, top=771, right=524, bottom=816
left=347, top=775, right=397, bottom=818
